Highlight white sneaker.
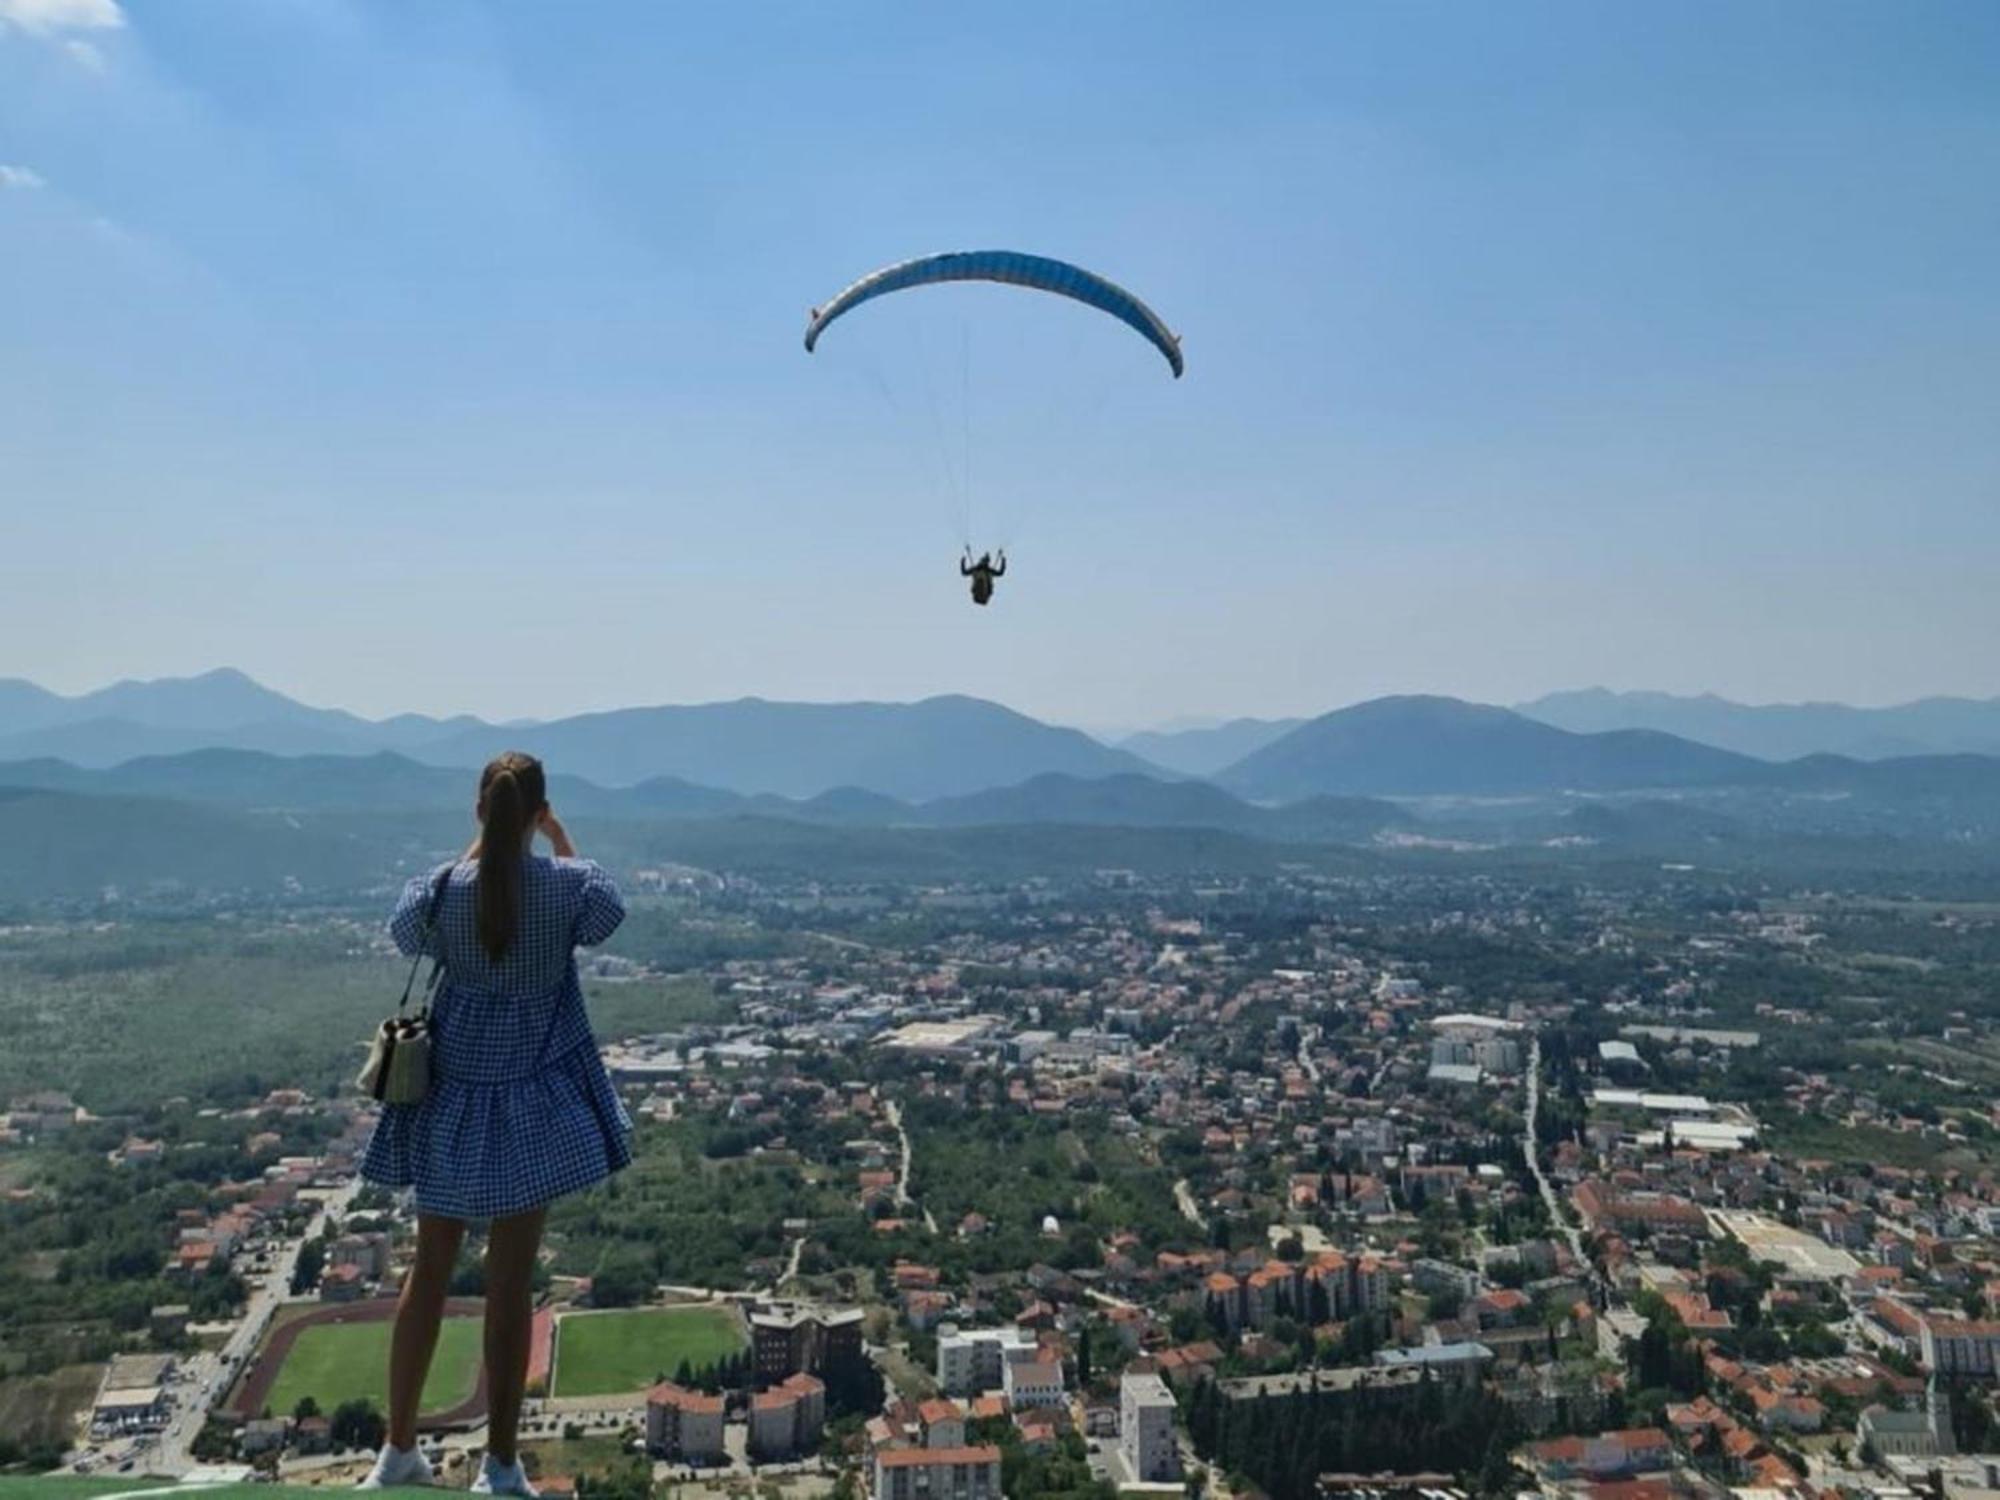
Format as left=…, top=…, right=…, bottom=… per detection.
left=471, top=1455, right=538, bottom=1498
left=359, top=1443, right=434, bottom=1489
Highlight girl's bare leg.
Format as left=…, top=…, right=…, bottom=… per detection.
left=482, top=1207, right=548, bottom=1465
left=387, top=1214, right=466, bottom=1451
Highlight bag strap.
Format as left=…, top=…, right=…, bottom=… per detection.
left=395, top=865, right=454, bottom=1016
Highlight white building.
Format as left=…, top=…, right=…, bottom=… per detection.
left=1426, top=1062, right=1483, bottom=1087
left=1859, top=1393, right=1954, bottom=1460
left=1010, top=1030, right=1059, bottom=1063
left=1002, top=1357, right=1066, bottom=1410
left=645, top=1382, right=725, bottom=1464
left=90, top=1386, right=167, bottom=1438
left=1119, top=1372, right=1181, bottom=1484
left=936, top=1324, right=1040, bottom=1396
left=1921, top=1319, right=2000, bottom=1378
left=749, top=1373, right=826, bottom=1460
left=873, top=1446, right=1003, bottom=1500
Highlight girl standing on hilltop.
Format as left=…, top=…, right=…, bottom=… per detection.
left=358, top=751, right=631, bottom=1496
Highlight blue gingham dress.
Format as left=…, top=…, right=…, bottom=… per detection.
left=361, top=855, right=633, bottom=1220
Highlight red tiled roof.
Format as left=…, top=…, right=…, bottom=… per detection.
left=1587, top=1482, right=1676, bottom=1500
left=877, top=1445, right=1003, bottom=1468
left=647, top=1381, right=724, bottom=1415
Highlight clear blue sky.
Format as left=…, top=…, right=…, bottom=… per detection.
left=4, top=1, right=1998, bottom=731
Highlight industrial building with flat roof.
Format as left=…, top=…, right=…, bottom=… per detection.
left=1708, top=1210, right=1862, bottom=1281
left=881, top=1017, right=1003, bottom=1054
left=1590, top=1089, right=1718, bottom=1116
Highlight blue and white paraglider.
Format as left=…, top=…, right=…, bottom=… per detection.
left=805, top=249, right=1184, bottom=378
left=803, top=250, right=1184, bottom=606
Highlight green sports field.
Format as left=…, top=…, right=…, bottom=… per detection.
left=264, top=1316, right=483, bottom=1418
left=550, top=1305, right=746, bottom=1398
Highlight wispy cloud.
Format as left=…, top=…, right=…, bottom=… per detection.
left=0, top=0, right=124, bottom=33
left=0, top=164, right=49, bottom=190
left=0, top=0, right=121, bottom=66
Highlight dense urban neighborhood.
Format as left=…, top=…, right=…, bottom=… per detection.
left=9, top=0, right=2000, bottom=1491
left=2, top=861, right=1998, bottom=1500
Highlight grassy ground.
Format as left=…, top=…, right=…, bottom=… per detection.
left=0, top=1364, right=101, bottom=1450
left=519, top=1434, right=635, bottom=1481
left=1765, top=1112, right=1990, bottom=1172
left=262, top=1316, right=481, bottom=1419
left=550, top=1306, right=745, bottom=1398
left=874, top=1342, right=937, bottom=1403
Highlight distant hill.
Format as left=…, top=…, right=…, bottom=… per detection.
left=0, top=678, right=66, bottom=728
left=0, top=786, right=408, bottom=903
left=0, top=715, right=373, bottom=766
left=756, top=786, right=915, bottom=826
left=1117, top=717, right=1304, bottom=776
left=0, top=757, right=1407, bottom=903
left=0, top=748, right=601, bottom=814
left=0, top=668, right=487, bottom=766
left=922, top=772, right=1406, bottom=841
left=1218, top=695, right=1759, bottom=800
left=8, top=738, right=2000, bottom=904
left=407, top=694, right=1163, bottom=799
left=609, top=817, right=1380, bottom=884
left=46, top=666, right=352, bottom=732
left=0, top=752, right=1405, bottom=844
left=0, top=671, right=1161, bottom=799
left=1518, top=687, right=2000, bottom=761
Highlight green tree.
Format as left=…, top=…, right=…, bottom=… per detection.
left=590, top=1248, right=653, bottom=1308
left=329, top=1399, right=386, bottom=1453
left=290, top=1236, right=326, bottom=1295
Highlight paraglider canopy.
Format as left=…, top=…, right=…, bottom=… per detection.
left=804, top=250, right=1184, bottom=377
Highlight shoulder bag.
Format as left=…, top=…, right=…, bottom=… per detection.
left=357, top=865, right=453, bottom=1106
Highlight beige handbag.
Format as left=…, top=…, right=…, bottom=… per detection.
left=358, top=867, right=451, bottom=1106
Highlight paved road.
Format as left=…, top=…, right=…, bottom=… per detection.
left=150, top=1177, right=365, bottom=1475
left=1367, top=1057, right=1393, bottom=1095
left=1082, top=1286, right=1140, bottom=1313
left=1523, top=1035, right=1591, bottom=1277
left=780, top=1233, right=806, bottom=1286
left=1172, top=1178, right=1207, bottom=1231
left=1295, top=1025, right=1322, bottom=1086
left=67, top=1177, right=365, bottom=1478
left=880, top=1096, right=938, bottom=1235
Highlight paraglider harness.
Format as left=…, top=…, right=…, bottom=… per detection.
left=960, top=548, right=1006, bottom=606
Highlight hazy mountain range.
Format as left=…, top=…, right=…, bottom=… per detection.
left=7, top=668, right=2000, bottom=808
left=8, top=670, right=2000, bottom=901
left=1517, top=687, right=2000, bottom=761
left=0, top=751, right=1410, bottom=844
left=1117, top=717, right=1303, bottom=776
left=0, top=668, right=490, bottom=762
left=0, top=671, right=1149, bottom=800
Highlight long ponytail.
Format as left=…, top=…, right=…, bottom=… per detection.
left=476, top=751, right=546, bottom=961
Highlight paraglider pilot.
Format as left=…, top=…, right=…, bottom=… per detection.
left=960, top=548, right=1006, bottom=606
